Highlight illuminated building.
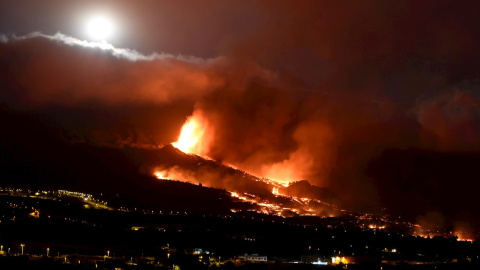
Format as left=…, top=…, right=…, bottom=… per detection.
left=238, top=254, right=268, bottom=262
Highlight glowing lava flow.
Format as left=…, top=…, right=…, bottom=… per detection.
left=166, top=112, right=338, bottom=216
left=171, top=111, right=298, bottom=187
left=154, top=171, right=175, bottom=181
left=166, top=113, right=332, bottom=217
left=154, top=171, right=166, bottom=180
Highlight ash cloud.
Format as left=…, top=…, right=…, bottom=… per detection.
left=1, top=0, right=480, bottom=232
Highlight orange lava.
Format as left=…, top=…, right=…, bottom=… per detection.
left=457, top=238, right=474, bottom=242
left=172, top=112, right=210, bottom=155
left=154, top=171, right=165, bottom=179
left=171, top=111, right=298, bottom=185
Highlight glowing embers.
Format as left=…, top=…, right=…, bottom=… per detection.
left=173, top=112, right=211, bottom=155
left=228, top=190, right=335, bottom=218
left=455, top=229, right=475, bottom=242
left=457, top=238, right=474, bottom=242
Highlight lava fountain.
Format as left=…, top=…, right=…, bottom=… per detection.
left=172, top=111, right=211, bottom=155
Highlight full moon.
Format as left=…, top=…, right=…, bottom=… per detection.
left=86, top=15, right=114, bottom=41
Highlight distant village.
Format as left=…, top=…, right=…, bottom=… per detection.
left=0, top=188, right=478, bottom=269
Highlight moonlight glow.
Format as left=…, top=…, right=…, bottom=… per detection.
left=86, top=15, right=114, bottom=41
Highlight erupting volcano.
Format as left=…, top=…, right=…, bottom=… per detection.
left=152, top=113, right=479, bottom=241
left=171, top=110, right=301, bottom=186
left=152, top=115, right=338, bottom=217
left=152, top=142, right=475, bottom=240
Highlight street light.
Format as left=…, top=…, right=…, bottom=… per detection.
left=107, top=250, right=110, bottom=257
left=20, top=244, right=25, bottom=255
left=47, top=247, right=50, bottom=257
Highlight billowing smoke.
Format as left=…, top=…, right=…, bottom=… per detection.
left=454, top=221, right=475, bottom=241
left=0, top=33, right=226, bottom=107
left=415, top=211, right=445, bottom=237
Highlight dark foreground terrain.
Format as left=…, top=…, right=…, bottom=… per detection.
left=0, top=189, right=479, bottom=270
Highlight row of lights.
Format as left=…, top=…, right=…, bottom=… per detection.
left=0, top=244, right=26, bottom=255
left=1, top=244, right=112, bottom=260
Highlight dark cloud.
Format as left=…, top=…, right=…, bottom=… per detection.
left=416, top=90, right=480, bottom=150
left=0, top=34, right=225, bottom=107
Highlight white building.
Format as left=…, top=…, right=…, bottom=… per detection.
left=239, top=253, right=267, bottom=262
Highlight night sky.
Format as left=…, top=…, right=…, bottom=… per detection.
left=1, top=1, right=480, bottom=235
